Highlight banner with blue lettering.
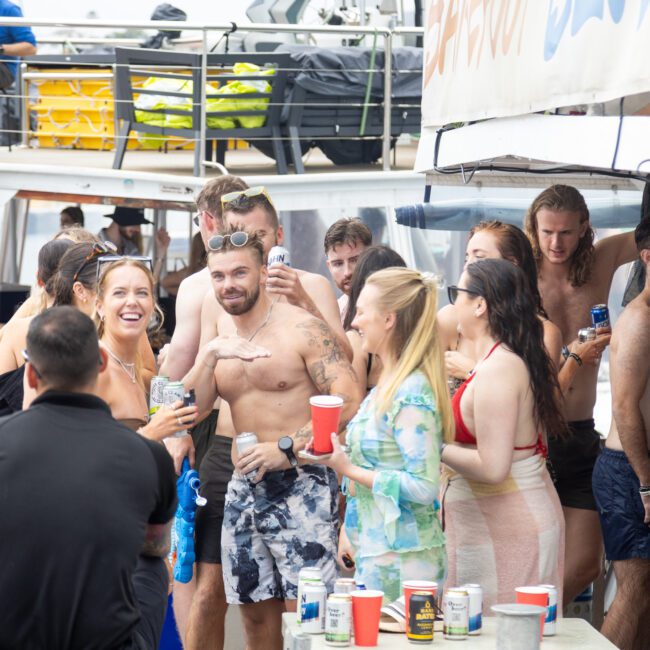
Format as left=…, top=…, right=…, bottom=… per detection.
left=423, top=0, right=650, bottom=126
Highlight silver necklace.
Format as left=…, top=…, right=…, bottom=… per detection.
left=103, top=343, right=136, bottom=383
left=237, top=301, right=275, bottom=342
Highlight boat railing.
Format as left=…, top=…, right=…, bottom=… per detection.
left=0, top=17, right=425, bottom=175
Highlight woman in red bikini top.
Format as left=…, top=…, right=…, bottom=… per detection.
left=440, top=259, right=568, bottom=482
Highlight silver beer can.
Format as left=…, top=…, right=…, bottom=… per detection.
left=163, top=381, right=187, bottom=437
left=301, top=582, right=327, bottom=634
left=325, top=594, right=352, bottom=646
left=578, top=327, right=597, bottom=342
left=443, top=589, right=469, bottom=639
left=461, top=583, right=483, bottom=635
left=235, top=432, right=259, bottom=482
left=149, top=375, right=168, bottom=416
left=538, top=584, right=558, bottom=636
left=291, top=632, right=312, bottom=650
left=268, top=245, right=291, bottom=267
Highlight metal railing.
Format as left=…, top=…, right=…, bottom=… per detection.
left=0, top=17, right=425, bottom=175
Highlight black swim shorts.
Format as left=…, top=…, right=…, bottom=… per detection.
left=548, top=419, right=602, bottom=510
left=189, top=409, right=218, bottom=471
left=194, top=433, right=234, bottom=564
left=593, top=447, right=650, bottom=561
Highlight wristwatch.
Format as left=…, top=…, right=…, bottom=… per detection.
left=0, top=46, right=5, bottom=55
left=278, top=436, right=298, bottom=468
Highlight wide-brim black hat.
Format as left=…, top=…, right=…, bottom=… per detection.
left=105, top=206, right=152, bottom=226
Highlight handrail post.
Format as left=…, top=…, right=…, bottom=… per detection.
left=199, top=28, right=208, bottom=177
left=20, top=62, right=28, bottom=147
left=382, top=30, right=393, bottom=171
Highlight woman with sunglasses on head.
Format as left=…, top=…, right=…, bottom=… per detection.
left=441, top=258, right=567, bottom=609
left=316, top=268, right=452, bottom=601
left=438, top=221, right=566, bottom=396
left=94, top=259, right=197, bottom=439
left=343, top=246, right=407, bottom=394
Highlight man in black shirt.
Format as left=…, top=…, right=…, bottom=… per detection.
left=0, top=307, right=177, bottom=649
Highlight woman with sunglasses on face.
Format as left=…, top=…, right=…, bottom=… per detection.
left=441, top=258, right=567, bottom=609
left=438, top=221, right=564, bottom=396
left=94, top=259, right=197, bottom=439
left=316, top=268, right=452, bottom=601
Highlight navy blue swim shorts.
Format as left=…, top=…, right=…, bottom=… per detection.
left=592, top=447, right=650, bottom=561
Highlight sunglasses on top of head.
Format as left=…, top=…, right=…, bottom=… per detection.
left=447, top=285, right=481, bottom=305
left=72, top=241, right=118, bottom=283
left=220, top=186, right=275, bottom=210
left=95, top=255, right=154, bottom=282
left=207, top=230, right=249, bottom=252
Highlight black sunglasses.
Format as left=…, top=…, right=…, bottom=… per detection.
left=208, top=231, right=248, bottom=251
left=96, top=255, right=154, bottom=282
left=72, top=241, right=117, bottom=283
left=447, top=285, right=480, bottom=305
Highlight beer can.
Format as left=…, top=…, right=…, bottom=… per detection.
left=291, top=632, right=312, bottom=650
left=461, top=584, right=483, bottom=635
left=163, top=382, right=187, bottom=437
left=333, top=578, right=356, bottom=594
left=578, top=327, right=597, bottom=342
left=325, top=594, right=351, bottom=646
left=268, top=245, right=291, bottom=267
left=443, top=589, right=469, bottom=640
left=407, top=591, right=436, bottom=644
left=235, top=432, right=259, bottom=482
left=297, top=567, right=324, bottom=624
left=300, top=582, right=327, bottom=634
left=149, top=375, right=168, bottom=415
left=591, top=304, right=610, bottom=330
left=538, top=584, right=558, bottom=636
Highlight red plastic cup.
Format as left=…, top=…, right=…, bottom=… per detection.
left=352, top=589, right=384, bottom=646
left=515, top=586, right=549, bottom=639
left=310, top=395, right=343, bottom=454
left=403, top=580, right=438, bottom=628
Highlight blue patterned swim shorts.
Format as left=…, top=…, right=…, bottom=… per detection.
left=221, top=465, right=339, bottom=604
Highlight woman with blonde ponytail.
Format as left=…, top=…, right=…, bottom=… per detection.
left=317, top=267, right=452, bottom=601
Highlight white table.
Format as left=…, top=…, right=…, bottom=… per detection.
left=282, top=613, right=617, bottom=648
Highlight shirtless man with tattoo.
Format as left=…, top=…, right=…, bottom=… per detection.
left=181, top=188, right=352, bottom=650
left=525, top=184, right=640, bottom=605
left=184, top=227, right=361, bottom=650
left=592, top=220, right=650, bottom=649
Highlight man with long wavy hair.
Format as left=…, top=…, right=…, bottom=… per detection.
left=525, top=184, right=639, bottom=607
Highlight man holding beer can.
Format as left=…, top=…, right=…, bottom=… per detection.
left=183, top=226, right=362, bottom=650
left=525, top=184, right=645, bottom=605
left=592, top=221, right=650, bottom=649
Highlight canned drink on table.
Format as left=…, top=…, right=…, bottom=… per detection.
left=268, top=245, right=291, bottom=267
left=443, top=588, right=469, bottom=640
left=578, top=327, right=597, bottom=342
left=325, top=594, right=352, bottom=646
left=163, top=382, right=187, bottom=437
left=538, top=584, right=558, bottom=636
left=297, top=567, right=324, bottom=624
left=334, top=578, right=356, bottom=594
left=300, top=581, right=327, bottom=634
left=460, top=584, right=483, bottom=635
left=291, top=632, right=312, bottom=650
left=235, top=432, right=259, bottom=482
left=149, top=375, right=168, bottom=415
left=407, top=591, right=436, bottom=644
left=591, top=304, right=610, bottom=330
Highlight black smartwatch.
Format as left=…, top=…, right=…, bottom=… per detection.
left=278, top=436, right=298, bottom=468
